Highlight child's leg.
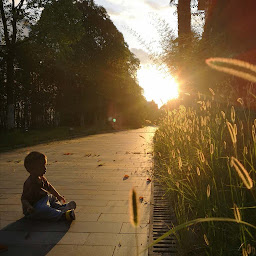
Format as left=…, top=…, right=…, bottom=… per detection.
left=48, top=195, right=76, bottom=212
left=48, top=195, right=63, bottom=209
left=28, top=195, right=63, bottom=221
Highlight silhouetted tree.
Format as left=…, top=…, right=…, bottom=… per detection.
left=0, top=0, right=49, bottom=129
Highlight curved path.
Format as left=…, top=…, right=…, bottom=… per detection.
left=0, top=126, right=156, bottom=256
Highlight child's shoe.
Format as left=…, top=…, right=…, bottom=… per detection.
left=65, top=209, right=76, bottom=221
left=61, top=201, right=76, bottom=212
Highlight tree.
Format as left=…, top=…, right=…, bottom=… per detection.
left=177, top=0, right=191, bottom=54
left=12, top=0, right=146, bottom=128
left=200, top=0, right=256, bottom=103
left=0, top=0, right=48, bottom=129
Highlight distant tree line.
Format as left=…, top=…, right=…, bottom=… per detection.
left=0, top=0, right=156, bottom=130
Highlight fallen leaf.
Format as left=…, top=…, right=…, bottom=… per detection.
left=123, top=174, right=129, bottom=180
left=0, top=244, right=8, bottom=252
left=98, top=164, right=104, bottom=167
left=63, top=153, right=73, bottom=155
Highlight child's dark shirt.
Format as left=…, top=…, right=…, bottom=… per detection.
left=21, top=175, right=53, bottom=214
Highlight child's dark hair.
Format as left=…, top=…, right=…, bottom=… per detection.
left=24, top=151, right=46, bottom=173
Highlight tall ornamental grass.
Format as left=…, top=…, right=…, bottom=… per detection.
left=153, top=59, right=256, bottom=255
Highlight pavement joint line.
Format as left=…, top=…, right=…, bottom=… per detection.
left=119, top=223, right=124, bottom=234
left=97, top=213, right=102, bottom=221
left=112, top=245, right=117, bottom=256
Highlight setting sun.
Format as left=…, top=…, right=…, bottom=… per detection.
left=137, top=64, right=179, bottom=107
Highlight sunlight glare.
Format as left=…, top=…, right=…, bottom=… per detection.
left=137, top=65, right=179, bottom=107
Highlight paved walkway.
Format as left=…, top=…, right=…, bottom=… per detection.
left=0, top=126, right=156, bottom=256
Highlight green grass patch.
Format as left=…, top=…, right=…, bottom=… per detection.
left=0, top=126, right=112, bottom=152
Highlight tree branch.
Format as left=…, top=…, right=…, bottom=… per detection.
left=16, top=0, right=25, bottom=11
left=0, top=0, right=10, bottom=46
left=12, top=0, right=17, bottom=45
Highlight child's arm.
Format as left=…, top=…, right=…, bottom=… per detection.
left=21, top=199, right=34, bottom=213
left=21, top=179, right=35, bottom=214
left=42, top=177, right=65, bottom=202
left=48, top=184, right=65, bottom=202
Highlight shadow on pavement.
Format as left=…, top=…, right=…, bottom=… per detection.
left=0, top=217, right=71, bottom=256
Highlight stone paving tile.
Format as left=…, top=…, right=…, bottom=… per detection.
left=63, top=189, right=152, bottom=196
left=69, top=221, right=122, bottom=233
left=0, top=194, right=20, bottom=199
left=114, top=246, right=149, bottom=256
left=75, top=213, right=100, bottom=222
left=63, top=194, right=132, bottom=200
left=57, top=232, right=90, bottom=245
left=0, top=189, right=21, bottom=194
left=0, top=205, right=21, bottom=212
left=0, top=230, right=79, bottom=245
left=47, top=245, right=115, bottom=256
left=0, top=199, right=20, bottom=205
left=120, top=222, right=149, bottom=234
left=97, top=213, right=130, bottom=223
left=85, top=233, right=149, bottom=247
left=106, top=200, right=129, bottom=207
left=98, top=213, right=149, bottom=224
left=0, top=231, right=89, bottom=246
left=75, top=204, right=151, bottom=216
left=54, top=184, right=150, bottom=191
left=47, top=180, right=152, bottom=187
left=0, top=245, right=53, bottom=256
left=75, top=206, right=128, bottom=214
left=67, top=199, right=109, bottom=207
left=0, top=220, right=13, bottom=229
left=0, top=212, right=24, bottom=221
left=2, top=221, right=71, bottom=233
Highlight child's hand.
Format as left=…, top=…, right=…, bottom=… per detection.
left=57, top=195, right=66, bottom=204
left=27, top=206, right=34, bottom=214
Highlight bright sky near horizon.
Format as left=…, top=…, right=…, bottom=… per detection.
left=94, top=0, right=179, bottom=107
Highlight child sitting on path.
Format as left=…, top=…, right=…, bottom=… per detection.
left=21, top=151, right=76, bottom=221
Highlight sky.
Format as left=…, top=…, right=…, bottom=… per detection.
left=94, top=0, right=179, bottom=107
left=94, top=0, right=177, bottom=52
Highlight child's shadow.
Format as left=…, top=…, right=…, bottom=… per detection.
left=0, top=217, right=71, bottom=256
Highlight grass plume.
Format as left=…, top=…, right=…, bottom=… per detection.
left=129, top=188, right=139, bottom=227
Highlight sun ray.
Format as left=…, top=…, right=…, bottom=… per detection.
left=137, top=64, right=179, bottom=107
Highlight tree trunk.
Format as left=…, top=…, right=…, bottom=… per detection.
left=177, top=0, right=191, bottom=87
left=6, top=50, right=15, bottom=129
left=178, top=0, right=191, bottom=52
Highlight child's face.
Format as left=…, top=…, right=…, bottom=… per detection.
left=31, top=158, right=47, bottom=177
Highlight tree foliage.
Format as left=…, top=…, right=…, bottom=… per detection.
left=0, top=0, right=148, bottom=129
left=0, top=0, right=51, bottom=129
left=162, top=0, right=256, bottom=109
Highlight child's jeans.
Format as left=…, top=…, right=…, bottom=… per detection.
left=26, top=194, right=66, bottom=221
